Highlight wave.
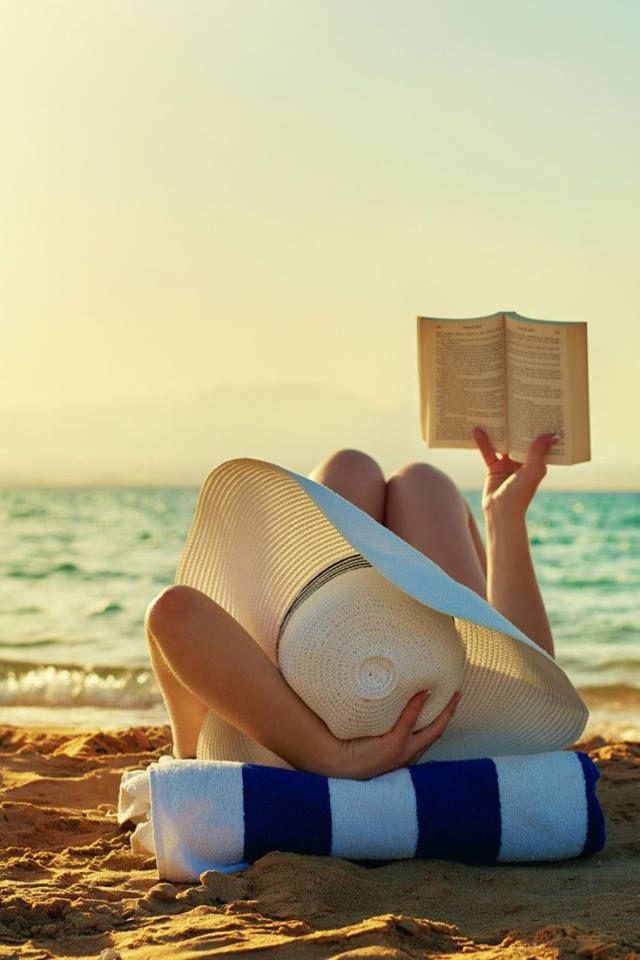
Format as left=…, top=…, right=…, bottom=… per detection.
left=563, top=651, right=640, bottom=668
left=7, top=561, right=81, bottom=579
left=581, top=656, right=640, bottom=671
left=547, top=577, right=634, bottom=589
left=0, top=659, right=161, bottom=709
left=0, top=638, right=63, bottom=649
left=577, top=684, right=640, bottom=707
left=5, top=564, right=135, bottom=582
left=0, top=605, right=42, bottom=615
left=618, top=513, right=640, bottom=528
left=89, top=601, right=124, bottom=617
left=1, top=657, right=638, bottom=714
left=8, top=506, right=50, bottom=520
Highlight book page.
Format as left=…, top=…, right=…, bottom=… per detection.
left=417, top=313, right=507, bottom=451
left=505, top=313, right=590, bottom=464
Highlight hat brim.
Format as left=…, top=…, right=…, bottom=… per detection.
left=177, top=458, right=588, bottom=762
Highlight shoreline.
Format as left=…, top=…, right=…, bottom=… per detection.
left=0, top=722, right=638, bottom=959
left=2, top=684, right=638, bottom=742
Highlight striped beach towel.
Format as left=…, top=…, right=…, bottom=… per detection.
left=118, top=751, right=605, bottom=883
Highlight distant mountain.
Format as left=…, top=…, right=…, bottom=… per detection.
left=0, top=381, right=423, bottom=485
left=1, top=381, right=632, bottom=489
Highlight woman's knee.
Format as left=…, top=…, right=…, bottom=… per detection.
left=145, top=584, right=206, bottom=640
left=386, top=461, right=464, bottom=508
left=311, top=448, right=383, bottom=481
left=309, top=448, right=386, bottom=522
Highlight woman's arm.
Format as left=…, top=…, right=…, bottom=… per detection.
left=473, top=428, right=558, bottom=657
left=485, top=509, right=554, bottom=656
left=147, top=586, right=460, bottom=780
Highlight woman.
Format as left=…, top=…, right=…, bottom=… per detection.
left=145, top=427, right=560, bottom=779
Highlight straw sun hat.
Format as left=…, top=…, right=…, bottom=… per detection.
left=175, top=458, right=588, bottom=768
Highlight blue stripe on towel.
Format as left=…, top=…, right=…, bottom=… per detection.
left=242, top=764, right=332, bottom=861
left=576, top=751, right=606, bottom=855
left=410, top=759, right=501, bottom=863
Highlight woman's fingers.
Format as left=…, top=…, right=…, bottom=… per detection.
left=475, top=428, right=559, bottom=473
left=388, top=690, right=462, bottom=766
left=475, top=429, right=560, bottom=507
left=391, top=690, right=431, bottom=739
left=408, top=690, right=462, bottom=760
left=528, top=433, right=559, bottom=464
left=472, top=427, right=498, bottom=466
left=519, top=433, right=559, bottom=487
left=337, top=689, right=463, bottom=780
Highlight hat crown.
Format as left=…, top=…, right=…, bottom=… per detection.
left=278, top=564, right=465, bottom=739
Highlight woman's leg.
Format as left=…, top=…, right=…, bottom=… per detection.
left=384, top=462, right=487, bottom=597
left=308, top=448, right=485, bottom=593
left=145, top=596, right=210, bottom=758
left=307, top=448, right=387, bottom=522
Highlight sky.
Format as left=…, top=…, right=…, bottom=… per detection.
left=2, top=0, right=639, bottom=489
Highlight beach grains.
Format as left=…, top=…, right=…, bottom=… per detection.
left=0, top=724, right=638, bottom=959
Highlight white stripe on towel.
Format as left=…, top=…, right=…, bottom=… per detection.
left=328, top=767, right=418, bottom=860
left=150, top=760, right=246, bottom=882
left=494, top=751, right=587, bottom=862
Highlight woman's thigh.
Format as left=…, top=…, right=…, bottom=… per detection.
left=384, top=462, right=487, bottom=597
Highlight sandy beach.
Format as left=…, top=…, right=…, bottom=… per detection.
left=0, top=725, right=637, bottom=959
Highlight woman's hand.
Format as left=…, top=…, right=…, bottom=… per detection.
left=326, top=690, right=462, bottom=781
left=472, top=427, right=559, bottom=519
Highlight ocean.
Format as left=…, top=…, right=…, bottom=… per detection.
left=1, top=486, right=638, bottom=739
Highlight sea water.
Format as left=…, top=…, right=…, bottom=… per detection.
left=0, top=487, right=638, bottom=738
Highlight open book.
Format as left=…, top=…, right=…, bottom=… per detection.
left=417, top=311, right=590, bottom=465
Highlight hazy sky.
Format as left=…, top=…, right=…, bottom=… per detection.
left=2, top=1, right=639, bottom=487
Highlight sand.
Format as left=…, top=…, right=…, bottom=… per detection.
left=0, top=725, right=638, bottom=960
